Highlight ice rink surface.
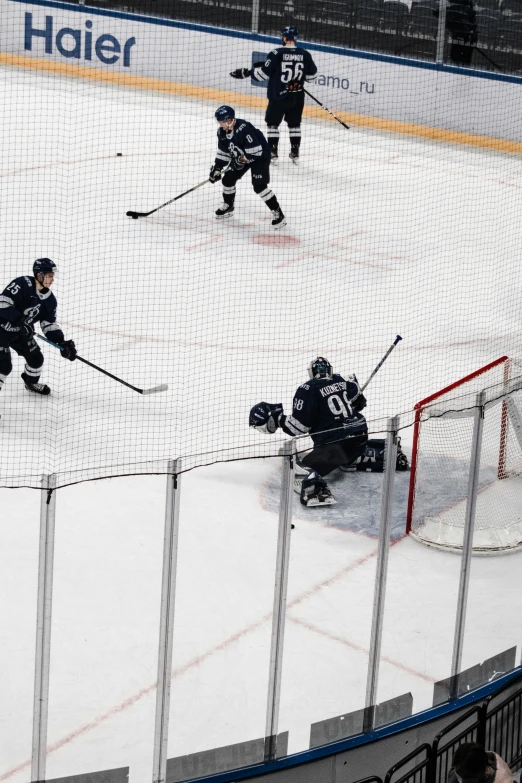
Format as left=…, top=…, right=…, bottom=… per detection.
left=1, top=65, right=521, bottom=781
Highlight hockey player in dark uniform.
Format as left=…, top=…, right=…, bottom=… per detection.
left=230, top=26, right=318, bottom=165
left=249, top=357, right=369, bottom=507
left=209, top=105, right=287, bottom=229
left=0, top=258, right=76, bottom=399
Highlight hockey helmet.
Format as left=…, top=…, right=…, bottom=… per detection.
left=33, top=258, right=57, bottom=278
left=308, top=357, right=333, bottom=380
left=282, top=25, right=298, bottom=41
left=215, top=105, right=235, bottom=123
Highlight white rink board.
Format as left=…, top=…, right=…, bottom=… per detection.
left=0, top=0, right=521, bottom=140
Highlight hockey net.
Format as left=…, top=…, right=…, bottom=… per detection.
left=406, top=356, right=522, bottom=554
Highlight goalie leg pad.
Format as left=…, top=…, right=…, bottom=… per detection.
left=354, top=438, right=410, bottom=472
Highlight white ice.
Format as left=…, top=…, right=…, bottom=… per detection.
left=0, top=64, right=521, bottom=783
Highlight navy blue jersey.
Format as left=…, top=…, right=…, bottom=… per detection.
left=253, top=46, right=317, bottom=100
left=280, top=374, right=367, bottom=446
left=214, top=118, right=270, bottom=170
left=0, top=276, right=64, bottom=343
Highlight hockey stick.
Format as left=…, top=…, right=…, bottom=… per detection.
left=303, top=88, right=351, bottom=131
left=359, top=335, right=402, bottom=394
left=37, top=335, right=168, bottom=395
left=126, top=178, right=210, bottom=219
left=473, top=46, right=503, bottom=72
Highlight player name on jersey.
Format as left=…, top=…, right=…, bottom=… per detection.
left=319, top=381, right=347, bottom=397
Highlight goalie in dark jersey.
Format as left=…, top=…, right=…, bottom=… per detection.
left=230, top=26, right=317, bottom=165
left=250, top=357, right=368, bottom=507
left=250, top=356, right=410, bottom=507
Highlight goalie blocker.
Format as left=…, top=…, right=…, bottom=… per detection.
left=343, top=438, right=410, bottom=473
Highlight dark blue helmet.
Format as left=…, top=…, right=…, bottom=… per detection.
left=308, top=357, right=333, bottom=380
left=282, top=25, right=298, bottom=41
left=215, top=105, right=235, bottom=122
left=33, top=258, right=57, bottom=277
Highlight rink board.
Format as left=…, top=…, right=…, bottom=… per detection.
left=0, top=0, right=521, bottom=145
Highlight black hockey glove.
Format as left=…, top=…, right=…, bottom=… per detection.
left=18, top=321, right=35, bottom=338
left=249, top=402, right=283, bottom=434
left=230, top=67, right=252, bottom=79
left=209, top=164, right=223, bottom=183
left=60, top=339, right=77, bottom=361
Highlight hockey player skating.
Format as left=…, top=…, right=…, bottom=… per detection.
left=230, top=26, right=318, bottom=165
left=209, top=105, right=287, bottom=229
left=0, top=259, right=76, bottom=398
left=249, top=357, right=369, bottom=507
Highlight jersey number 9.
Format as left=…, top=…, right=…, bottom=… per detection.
left=327, top=392, right=354, bottom=418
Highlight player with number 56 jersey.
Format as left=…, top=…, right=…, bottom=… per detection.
left=230, top=25, right=317, bottom=165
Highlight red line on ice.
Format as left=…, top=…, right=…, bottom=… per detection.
left=0, top=539, right=418, bottom=780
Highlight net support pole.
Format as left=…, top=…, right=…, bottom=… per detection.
left=364, top=418, right=399, bottom=732
left=251, top=0, right=260, bottom=32
left=265, top=440, right=295, bottom=761
left=31, top=474, right=57, bottom=783
left=436, top=0, right=448, bottom=63
left=152, top=461, right=182, bottom=783
left=450, top=392, right=485, bottom=697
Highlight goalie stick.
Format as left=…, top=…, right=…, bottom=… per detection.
left=38, top=335, right=168, bottom=395
left=360, top=335, right=402, bottom=393
left=349, top=334, right=403, bottom=406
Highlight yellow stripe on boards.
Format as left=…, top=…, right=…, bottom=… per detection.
left=1, top=50, right=521, bottom=154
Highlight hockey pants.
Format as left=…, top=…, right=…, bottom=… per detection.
left=222, top=161, right=279, bottom=211
left=0, top=334, right=44, bottom=391
left=300, top=434, right=369, bottom=478
left=265, top=93, right=305, bottom=152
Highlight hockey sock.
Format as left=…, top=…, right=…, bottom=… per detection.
left=23, top=364, right=41, bottom=384
left=289, top=127, right=301, bottom=149
left=267, top=127, right=280, bottom=148
left=264, top=194, right=280, bottom=212
left=222, top=184, right=236, bottom=206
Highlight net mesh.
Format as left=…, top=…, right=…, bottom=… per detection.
left=0, top=6, right=522, bottom=490
left=408, top=359, right=522, bottom=553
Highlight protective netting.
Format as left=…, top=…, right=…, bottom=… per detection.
left=1, top=6, right=522, bottom=488
left=408, top=358, right=522, bottom=553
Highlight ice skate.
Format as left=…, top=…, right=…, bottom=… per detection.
left=271, top=208, right=287, bottom=230
left=270, top=149, right=279, bottom=165
left=21, top=373, right=50, bottom=395
left=289, top=145, right=300, bottom=166
left=215, top=203, right=234, bottom=219
left=300, top=484, right=337, bottom=507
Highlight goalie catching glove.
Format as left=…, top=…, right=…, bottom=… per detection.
left=249, top=402, right=283, bottom=434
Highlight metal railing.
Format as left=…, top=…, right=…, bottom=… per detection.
left=376, top=679, right=522, bottom=783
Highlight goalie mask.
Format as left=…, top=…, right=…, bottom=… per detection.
left=308, top=357, right=333, bottom=380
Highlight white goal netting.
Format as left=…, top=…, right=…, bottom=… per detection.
left=407, top=357, right=522, bottom=554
